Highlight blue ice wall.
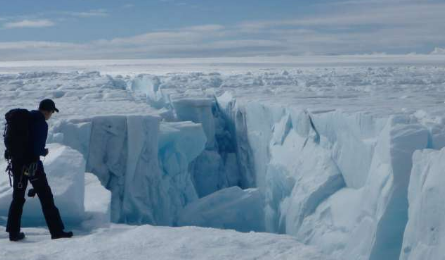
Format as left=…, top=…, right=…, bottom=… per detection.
left=53, top=115, right=206, bottom=226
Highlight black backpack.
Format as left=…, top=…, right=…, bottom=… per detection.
left=3, top=109, right=31, bottom=185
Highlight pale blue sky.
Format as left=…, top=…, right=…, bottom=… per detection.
left=0, top=0, right=444, bottom=60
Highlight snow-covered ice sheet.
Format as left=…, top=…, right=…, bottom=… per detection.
left=1, top=57, right=445, bottom=260
left=1, top=55, right=444, bottom=75
left=0, top=224, right=332, bottom=260
left=0, top=71, right=159, bottom=125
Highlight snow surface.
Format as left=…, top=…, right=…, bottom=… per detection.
left=0, top=225, right=331, bottom=260
left=1, top=56, right=445, bottom=260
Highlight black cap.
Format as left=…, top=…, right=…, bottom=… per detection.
left=39, top=99, right=59, bottom=113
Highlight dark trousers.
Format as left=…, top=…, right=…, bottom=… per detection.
left=6, top=161, right=65, bottom=235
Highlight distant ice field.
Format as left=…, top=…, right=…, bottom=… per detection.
left=0, top=55, right=444, bottom=119
left=1, top=55, right=445, bottom=75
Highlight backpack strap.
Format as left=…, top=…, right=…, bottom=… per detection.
left=3, top=117, right=12, bottom=187
left=5, top=159, right=13, bottom=187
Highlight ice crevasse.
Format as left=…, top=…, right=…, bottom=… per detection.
left=53, top=75, right=445, bottom=259
left=120, top=74, right=445, bottom=259
left=216, top=92, right=439, bottom=260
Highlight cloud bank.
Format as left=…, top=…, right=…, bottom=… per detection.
left=4, top=19, right=55, bottom=29
left=0, top=1, right=444, bottom=60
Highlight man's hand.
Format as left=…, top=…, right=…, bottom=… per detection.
left=44, top=148, right=49, bottom=156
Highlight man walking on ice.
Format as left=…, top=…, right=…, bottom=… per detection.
left=5, top=99, right=73, bottom=241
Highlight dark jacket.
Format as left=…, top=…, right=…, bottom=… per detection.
left=29, top=110, right=48, bottom=160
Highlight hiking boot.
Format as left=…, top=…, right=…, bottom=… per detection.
left=9, top=232, right=25, bottom=242
left=51, top=231, right=73, bottom=240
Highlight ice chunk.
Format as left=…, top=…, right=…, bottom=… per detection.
left=84, top=172, right=111, bottom=217
left=312, top=111, right=378, bottom=189
left=400, top=148, right=445, bottom=260
left=189, top=150, right=226, bottom=197
left=130, top=75, right=167, bottom=109
left=172, top=98, right=216, bottom=149
left=51, top=119, right=92, bottom=159
left=158, top=121, right=207, bottom=221
left=341, top=117, right=429, bottom=260
left=178, top=186, right=265, bottom=232
left=123, top=115, right=164, bottom=224
left=85, top=116, right=128, bottom=223
left=56, top=115, right=207, bottom=226
left=81, top=172, right=112, bottom=230
left=172, top=97, right=241, bottom=198
left=85, top=115, right=166, bottom=224
left=241, top=102, right=277, bottom=191
left=159, top=121, right=207, bottom=164
left=295, top=187, right=363, bottom=256
left=266, top=109, right=345, bottom=234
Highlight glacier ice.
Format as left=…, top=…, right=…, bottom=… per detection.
left=81, top=172, right=112, bottom=230
left=116, top=70, right=445, bottom=259
left=340, top=117, right=429, bottom=260
left=178, top=186, right=265, bottom=232
left=52, top=114, right=210, bottom=226
left=400, top=148, right=445, bottom=260
left=130, top=75, right=167, bottom=109
left=2, top=67, right=445, bottom=259
left=170, top=96, right=245, bottom=198
left=215, top=96, right=438, bottom=259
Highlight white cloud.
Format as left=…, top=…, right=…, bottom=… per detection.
left=0, top=41, right=80, bottom=50
left=0, top=23, right=279, bottom=60
left=70, top=9, right=108, bottom=18
left=100, top=31, right=204, bottom=46
left=238, top=3, right=445, bottom=29
left=184, top=25, right=225, bottom=32
left=1, top=1, right=445, bottom=60
left=234, top=1, right=445, bottom=55
left=326, top=0, right=414, bottom=6
left=4, top=19, right=55, bottom=29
